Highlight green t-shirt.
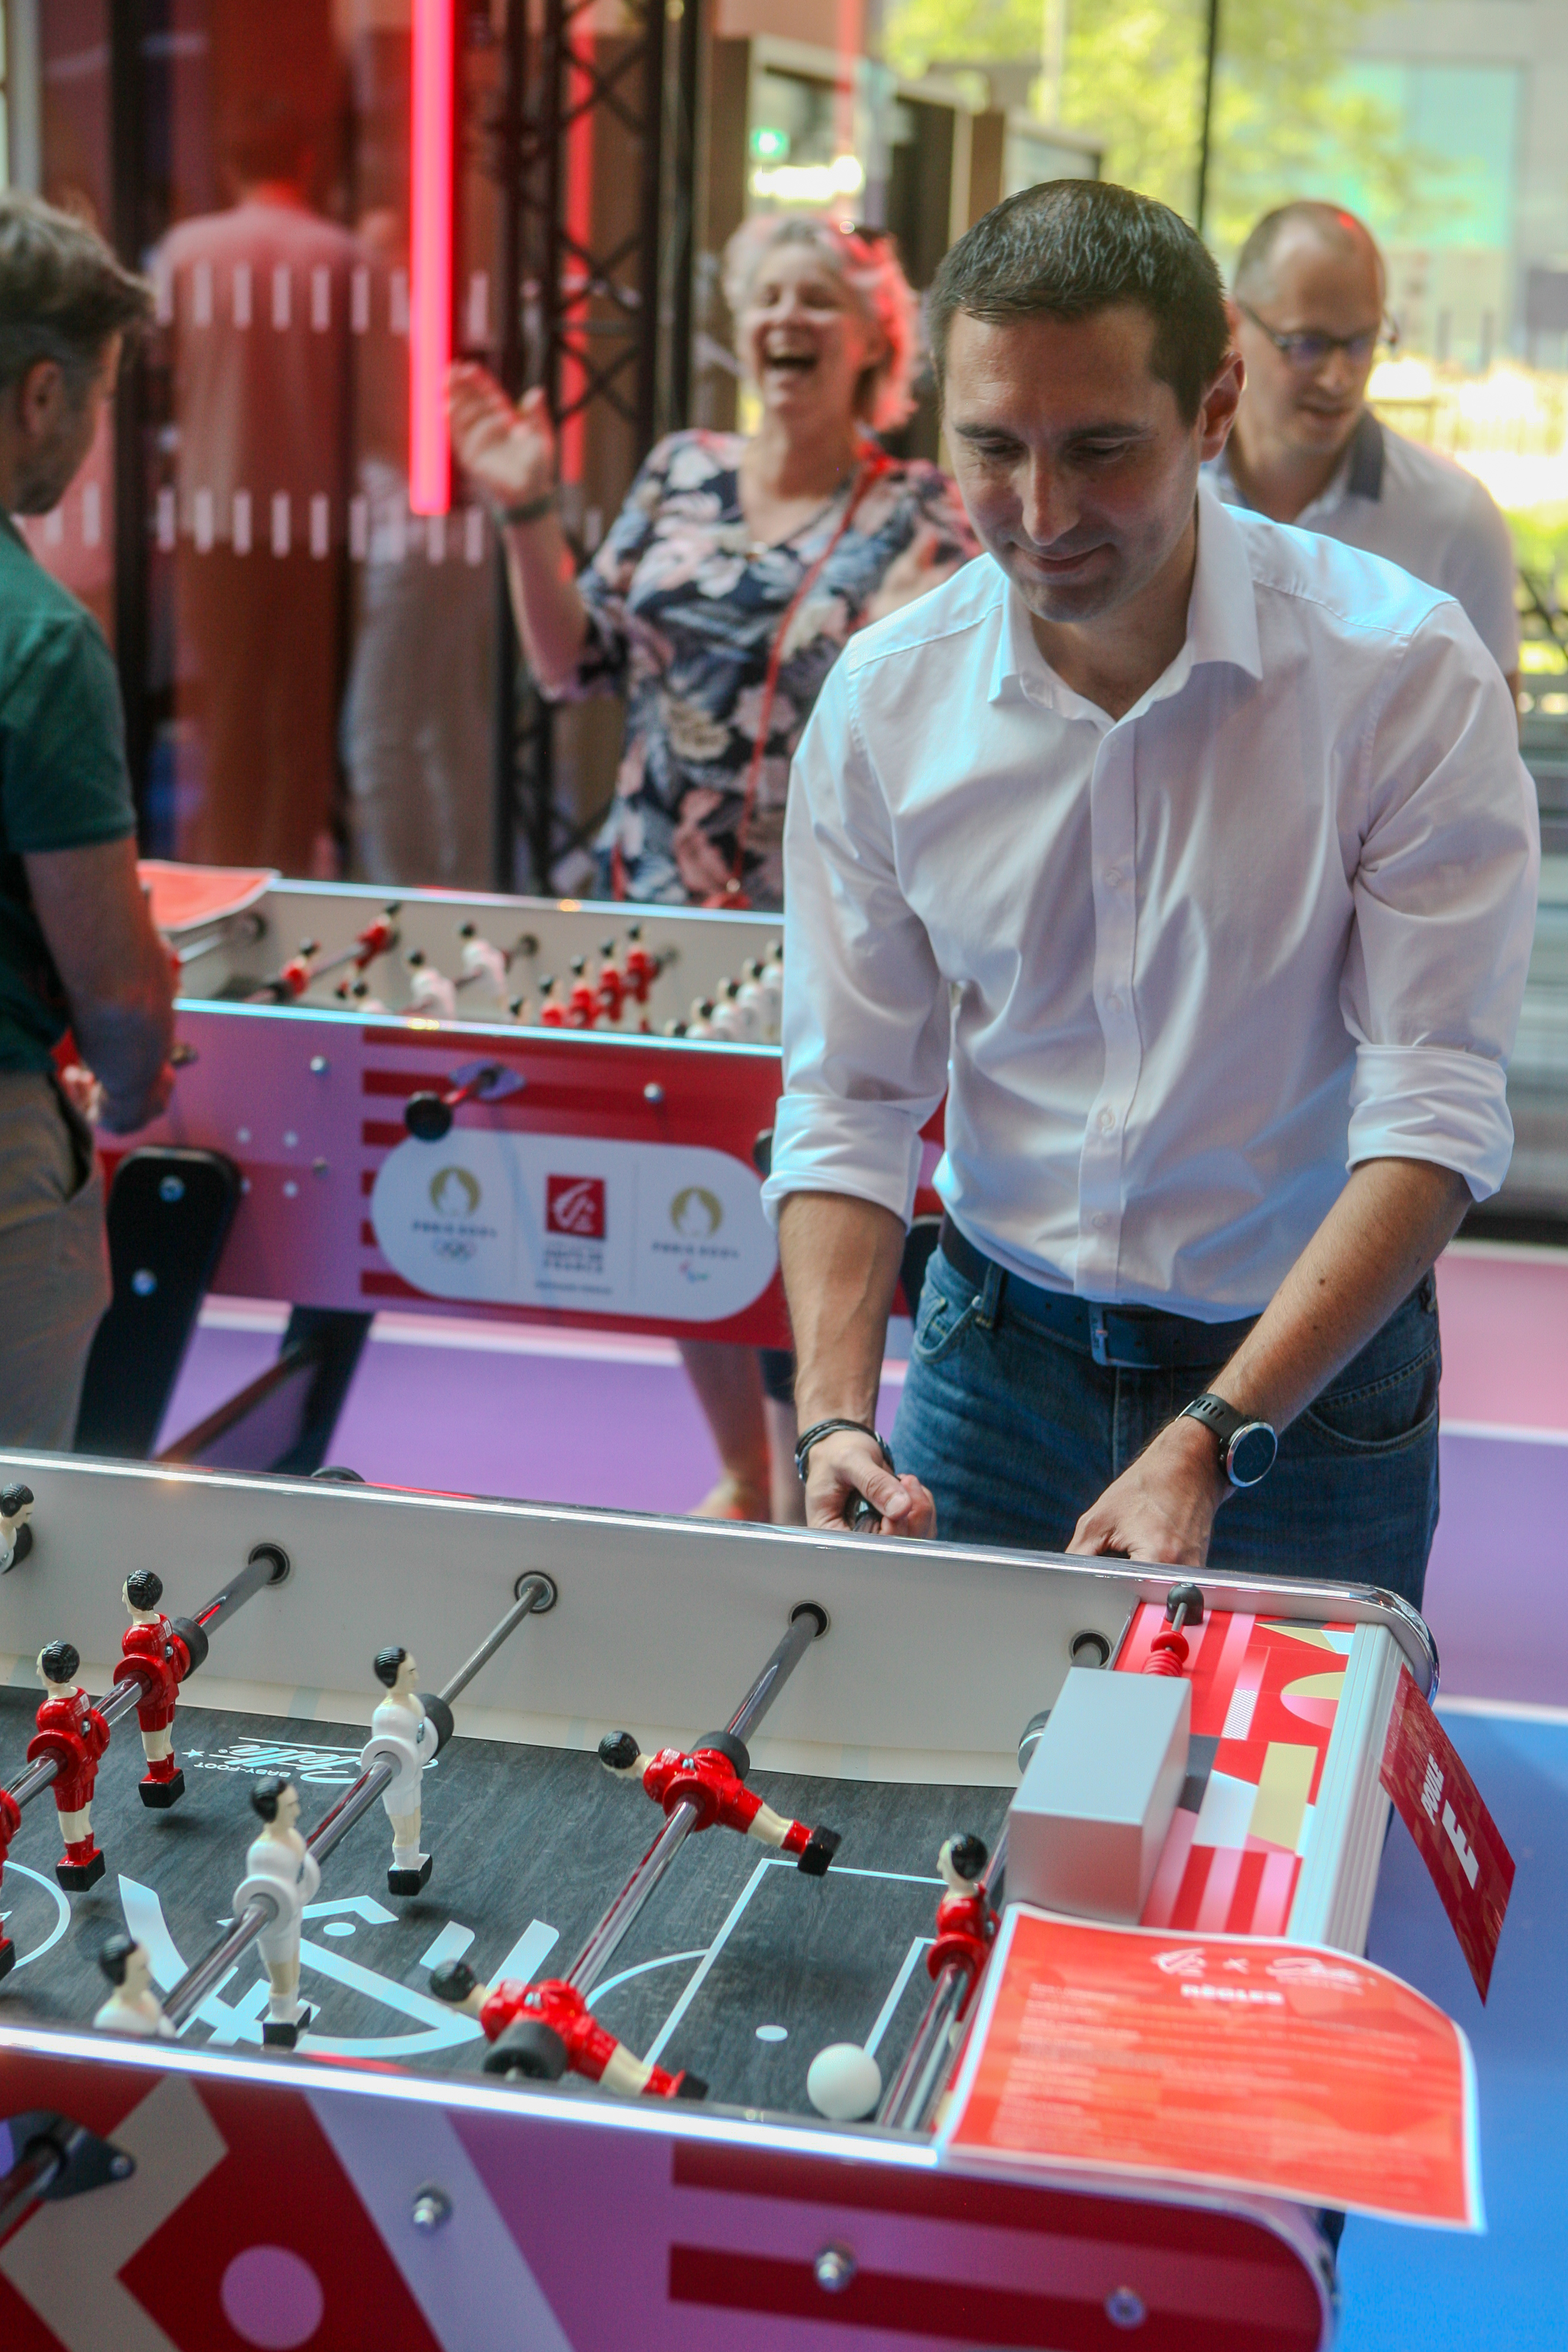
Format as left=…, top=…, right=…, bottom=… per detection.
left=0, top=511, right=137, bottom=1072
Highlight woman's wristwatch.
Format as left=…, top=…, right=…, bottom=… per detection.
left=1178, top=1394, right=1278, bottom=1489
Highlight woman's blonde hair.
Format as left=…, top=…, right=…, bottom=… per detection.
left=721, top=213, right=920, bottom=433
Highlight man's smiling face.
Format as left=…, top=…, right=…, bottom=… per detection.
left=942, top=302, right=1236, bottom=628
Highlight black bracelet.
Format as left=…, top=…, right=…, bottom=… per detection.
left=498, top=490, right=557, bottom=527
left=794, top=1418, right=895, bottom=1485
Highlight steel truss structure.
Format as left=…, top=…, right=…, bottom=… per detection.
left=492, top=0, right=704, bottom=891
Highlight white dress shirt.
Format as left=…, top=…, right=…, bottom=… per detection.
left=1208, top=412, right=1520, bottom=677
left=761, top=480, right=1538, bottom=1322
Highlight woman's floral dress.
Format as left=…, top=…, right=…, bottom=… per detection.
left=554, top=429, right=975, bottom=909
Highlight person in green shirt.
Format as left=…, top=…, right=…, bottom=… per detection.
left=0, top=193, right=174, bottom=1448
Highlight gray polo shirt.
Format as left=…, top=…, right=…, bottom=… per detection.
left=1208, top=410, right=1519, bottom=679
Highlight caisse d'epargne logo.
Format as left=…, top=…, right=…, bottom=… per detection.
left=546, top=1175, right=607, bottom=1239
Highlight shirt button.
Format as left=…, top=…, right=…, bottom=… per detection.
left=1106, top=993, right=1122, bottom=1014
left=1098, top=1107, right=1116, bottom=1132
left=1092, top=1211, right=1108, bottom=1230
left=1105, top=867, right=1123, bottom=888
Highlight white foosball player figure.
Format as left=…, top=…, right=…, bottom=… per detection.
left=234, top=1774, right=321, bottom=2049
left=457, top=923, right=509, bottom=1003
left=405, top=950, right=458, bottom=1020
left=95, top=1933, right=173, bottom=2038
left=363, top=1645, right=437, bottom=1894
left=0, top=1482, right=34, bottom=1573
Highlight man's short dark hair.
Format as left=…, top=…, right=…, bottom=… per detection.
left=125, top=1569, right=164, bottom=1611
left=373, top=1645, right=408, bottom=1689
left=0, top=193, right=154, bottom=402
left=927, top=179, right=1231, bottom=426
left=39, top=1640, right=80, bottom=1685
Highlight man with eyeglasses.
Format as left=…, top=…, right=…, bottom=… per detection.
left=1213, top=201, right=1519, bottom=702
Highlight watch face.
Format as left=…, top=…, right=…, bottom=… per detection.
left=1228, top=1421, right=1278, bottom=1488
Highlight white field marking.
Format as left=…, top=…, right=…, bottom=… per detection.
left=644, top=1856, right=772, bottom=2065
left=420, top=1920, right=476, bottom=1969
left=1437, top=1695, right=1568, bottom=1726
left=2, top=1862, right=70, bottom=1970
left=586, top=1947, right=706, bottom=2007
left=864, top=1935, right=932, bottom=2058
left=303, top=1895, right=396, bottom=1925
left=492, top=1917, right=560, bottom=1983
left=644, top=1856, right=945, bottom=2067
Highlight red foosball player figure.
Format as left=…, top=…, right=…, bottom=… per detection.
left=27, top=1642, right=111, bottom=1891
left=599, top=1729, right=841, bottom=1873
left=623, top=925, right=659, bottom=1007
left=0, top=1787, right=21, bottom=1981
left=429, top=1960, right=706, bottom=2099
left=927, top=1832, right=998, bottom=2015
left=114, top=1570, right=193, bottom=1810
left=596, top=941, right=625, bottom=1023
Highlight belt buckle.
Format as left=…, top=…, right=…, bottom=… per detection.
left=1090, top=1306, right=1158, bottom=1371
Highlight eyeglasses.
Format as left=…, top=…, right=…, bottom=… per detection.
left=1238, top=302, right=1399, bottom=371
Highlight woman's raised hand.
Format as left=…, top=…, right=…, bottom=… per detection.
left=448, top=363, right=556, bottom=509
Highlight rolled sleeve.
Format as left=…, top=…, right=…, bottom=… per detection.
left=1341, top=601, right=1539, bottom=1200
left=760, top=654, right=950, bottom=1230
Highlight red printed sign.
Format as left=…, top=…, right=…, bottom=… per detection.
left=940, top=1908, right=1483, bottom=2230
left=1381, top=1666, right=1514, bottom=2002
left=545, top=1175, right=606, bottom=1239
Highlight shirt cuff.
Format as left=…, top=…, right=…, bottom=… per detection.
left=1347, top=1043, right=1515, bottom=1201
left=760, top=1096, right=926, bottom=1230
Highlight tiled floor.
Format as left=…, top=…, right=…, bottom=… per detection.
left=150, top=1240, right=1568, bottom=2346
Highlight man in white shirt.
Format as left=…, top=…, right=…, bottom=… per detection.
left=1212, top=201, right=1519, bottom=700
left=763, top=180, right=1537, bottom=1605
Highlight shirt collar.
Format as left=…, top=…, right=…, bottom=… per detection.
left=990, top=472, right=1263, bottom=716
left=1212, top=405, right=1384, bottom=518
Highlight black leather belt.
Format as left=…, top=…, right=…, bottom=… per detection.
left=937, top=1217, right=1257, bottom=1372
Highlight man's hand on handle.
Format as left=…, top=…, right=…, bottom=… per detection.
left=1068, top=1415, right=1227, bottom=1566
left=801, top=1427, right=936, bottom=1539
left=1068, top=1158, right=1471, bottom=1566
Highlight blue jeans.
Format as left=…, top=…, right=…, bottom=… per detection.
left=892, top=1245, right=1441, bottom=1609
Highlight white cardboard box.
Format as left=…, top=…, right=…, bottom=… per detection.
left=1006, top=1666, right=1190, bottom=1922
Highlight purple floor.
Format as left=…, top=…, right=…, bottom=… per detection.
left=156, top=1303, right=1567, bottom=1706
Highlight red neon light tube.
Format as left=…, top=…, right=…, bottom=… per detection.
left=410, top=0, right=454, bottom=516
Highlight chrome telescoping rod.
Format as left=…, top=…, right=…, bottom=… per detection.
left=159, top=1573, right=557, bottom=2032
left=878, top=1829, right=1008, bottom=2133
left=0, top=2135, right=66, bottom=2240
left=2, top=1545, right=290, bottom=1818
left=567, top=1604, right=827, bottom=2000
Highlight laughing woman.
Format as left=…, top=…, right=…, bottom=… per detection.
left=449, top=214, right=975, bottom=1521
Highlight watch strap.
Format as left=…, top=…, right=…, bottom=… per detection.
left=1180, top=1393, right=1249, bottom=1450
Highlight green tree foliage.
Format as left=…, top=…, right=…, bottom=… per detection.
left=885, top=0, right=1444, bottom=256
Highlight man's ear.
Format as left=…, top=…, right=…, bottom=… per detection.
left=17, top=357, right=67, bottom=440
left=1198, top=346, right=1244, bottom=461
